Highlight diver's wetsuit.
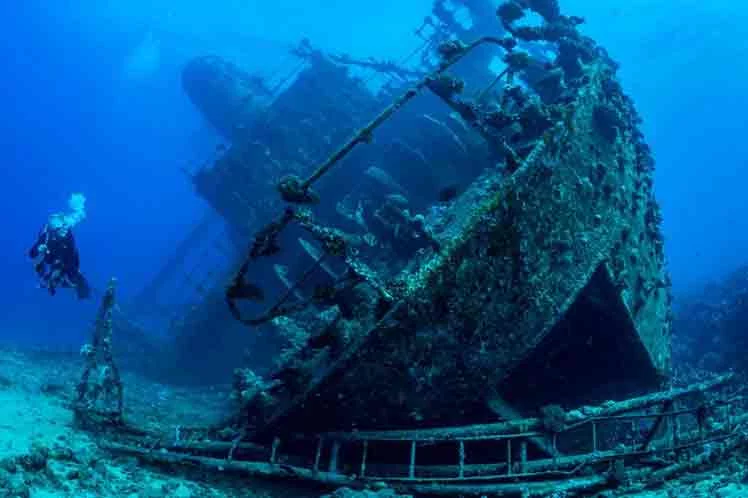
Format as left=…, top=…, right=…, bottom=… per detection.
left=29, top=225, right=91, bottom=299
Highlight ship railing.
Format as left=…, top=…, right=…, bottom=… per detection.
left=102, top=374, right=748, bottom=496
left=279, top=374, right=743, bottom=483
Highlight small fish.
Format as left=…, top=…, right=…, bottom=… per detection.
left=437, top=185, right=460, bottom=202
left=364, top=165, right=408, bottom=196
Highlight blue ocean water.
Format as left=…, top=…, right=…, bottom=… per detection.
left=0, top=0, right=746, bottom=349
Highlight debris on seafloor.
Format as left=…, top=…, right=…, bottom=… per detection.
left=74, top=278, right=124, bottom=430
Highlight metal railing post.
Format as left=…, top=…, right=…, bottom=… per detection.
left=313, top=437, right=324, bottom=473
left=270, top=437, right=280, bottom=463
left=329, top=441, right=340, bottom=473
left=458, top=440, right=465, bottom=479
left=360, top=440, right=368, bottom=478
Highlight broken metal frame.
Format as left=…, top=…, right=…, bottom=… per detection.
left=103, top=374, right=745, bottom=496
left=283, top=35, right=512, bottom=199
left=225, top=207, right=374, bottom=326
left=226, top=35, right=517, bottom=327
left=293, top=375, right=738, bottom=481
left=75, top=278, right=124, bottom=429
left=327, top=52, right=426, bottom=81
left=240, top=252, right=363, bottom=327
left=129, top=212, right=217, bottom=316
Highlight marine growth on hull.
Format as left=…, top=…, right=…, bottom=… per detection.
left=214, top=0, right=672, bottom=437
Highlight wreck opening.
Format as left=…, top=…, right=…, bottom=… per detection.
left=498, top=265, right=663, bottom=415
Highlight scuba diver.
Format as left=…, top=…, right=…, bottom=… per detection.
left=29, top=194, right=91, bottom=299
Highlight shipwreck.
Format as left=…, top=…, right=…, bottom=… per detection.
left=194, top=0, right=674, bottom=434
left=87, top=1, right=748, bottom=496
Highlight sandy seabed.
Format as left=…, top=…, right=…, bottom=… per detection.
left=0, top=346, right=293, bottom=498
left=1, top=346, right=748, bottom=498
